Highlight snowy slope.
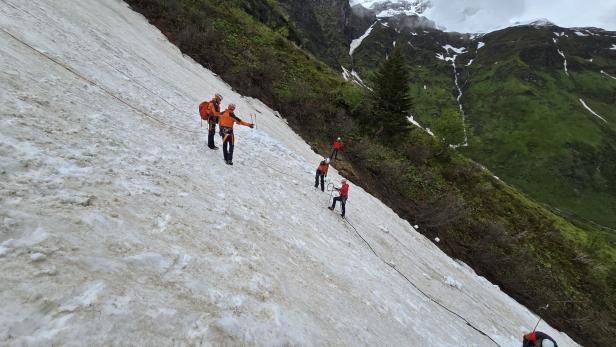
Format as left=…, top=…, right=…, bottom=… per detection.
left=0, top=1, right=580, bottom=346
left=351, top=0, right=429, bottom=18
left=350, top=0, right=616, bottom=32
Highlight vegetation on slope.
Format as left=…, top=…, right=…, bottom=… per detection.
left=125, top=1, right=615, bottom=345
left=347, top=19, right=616, bottom=229
left=461, top=26, right=616, bottom=229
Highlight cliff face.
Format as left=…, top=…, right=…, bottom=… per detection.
left=276, top=0, right=356, bottom=67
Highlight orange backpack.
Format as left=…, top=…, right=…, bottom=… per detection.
left=199, top=101, right=210, bottom=120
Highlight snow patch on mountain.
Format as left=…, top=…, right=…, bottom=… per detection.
left=352, top=0, right=430, bottom=18
left=350, top=21, right=377, bottom=56
left=407, top=115, right=434, bottom=137
left=579, top=99, right=607, bottom=123
left=342, top=66, right=370, bottom=90
left=440, top=45, right=468, bottom=147
left=443, top=44, right=466, bottom=54
left=555, top=48, right=569, bottom=76
left=513, top=18, right=555, bottom=28
left=601, top=70, right=616, bottom=80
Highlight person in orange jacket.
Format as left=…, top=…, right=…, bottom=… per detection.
left=199, top=93, right=222, bottom=149
left=218, top=103, right=254, bottom=165
left=314, top=158, right=330, bottom=192
left=328, top=178, right=349, bottom=217
left=330, top=137, right=343, bottom=160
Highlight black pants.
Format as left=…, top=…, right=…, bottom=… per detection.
left=221, top=129, right=234, bottom=162
left=331, top=196, right=346, bottom=217
left=207, top=119, right=216, bottom=148
left=330, top=149, right=339, bottom=159
left=314, top=170, right=325, bottom=191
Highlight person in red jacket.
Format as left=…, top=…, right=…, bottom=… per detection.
left=218, top=103, right=254, bottom=165
left=314, top=158, right=330, bottom=192
left=328, top=178, right=349, bottom=217
left=522, top=331, right=557, bottom=347
left=330, top=137, right=343, bottom=160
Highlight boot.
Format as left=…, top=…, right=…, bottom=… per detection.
left=328, top=206, right=334, bottom=211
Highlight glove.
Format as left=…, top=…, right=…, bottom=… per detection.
left=249, top=124, right=254, bottom=129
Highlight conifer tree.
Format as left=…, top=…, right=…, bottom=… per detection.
left=369, top=46, right=412, bottom=139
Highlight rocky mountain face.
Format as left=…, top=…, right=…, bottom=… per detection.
left=278, top=1, right=616, bottom=230
left=276, top=0, right=355, bottom=67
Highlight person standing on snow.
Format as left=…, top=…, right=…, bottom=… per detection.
left=330, top=137, right=343, bottom=160
left=314, top=158, right=330, bottom=192
left=328, top=178, right=349, bottom=217
left=522, top=331, right=558, bottom=347
left=198, top=93, right=223, bottom=149
left=218, top=103, right=254, bottom=165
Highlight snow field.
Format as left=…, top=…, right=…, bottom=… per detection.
left=0, top=1, right=580, bottom=346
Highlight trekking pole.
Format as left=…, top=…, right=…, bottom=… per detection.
left=533, top=304, right=549, bottom=332
left=250, top=114, right=257, bottom=129
left=327, top=182, right=335, bottom=207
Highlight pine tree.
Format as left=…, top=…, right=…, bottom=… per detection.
left=368, top=46, right=412, bottom=139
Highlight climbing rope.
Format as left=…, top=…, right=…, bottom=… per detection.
left=255, top=154, right=501, bottom=345
left=342, top=216, right=502, bottom=347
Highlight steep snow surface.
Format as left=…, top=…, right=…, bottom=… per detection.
left=0, top=1, right=580, bottom=346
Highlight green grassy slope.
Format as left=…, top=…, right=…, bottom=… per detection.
left=344, top=19, right=616, bottom=230
left=124, top=1, right=616, bottom=345
left=461, top=26, right=616, bottom=228
left=349, top=22, right=465, bottom=134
